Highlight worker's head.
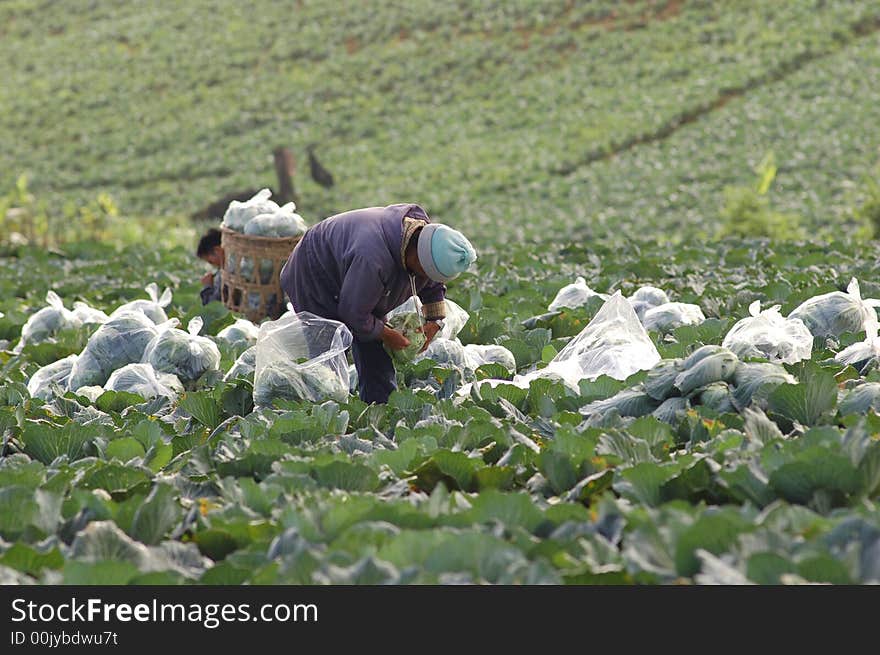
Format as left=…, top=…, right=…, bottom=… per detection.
left=197, top=228, right=224, bottom=267
left=411, top=224, right=477, bottom=283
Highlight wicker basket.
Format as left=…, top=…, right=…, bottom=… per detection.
left=219, top=227, right=301, bottom=322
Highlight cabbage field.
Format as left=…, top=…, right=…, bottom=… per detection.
left=3, top=0, right=880, bottom=585
left=3, top=236, right=880, bottom=585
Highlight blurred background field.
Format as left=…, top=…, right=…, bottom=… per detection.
left=2, top=0, right=880, bottom=250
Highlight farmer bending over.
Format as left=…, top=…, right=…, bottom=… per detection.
left=196, top=228, right=224, bottom=306
left=280, top=203, right=477, bottom=404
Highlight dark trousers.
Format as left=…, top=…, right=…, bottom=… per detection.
left=351, top=338, right=396, bottom=404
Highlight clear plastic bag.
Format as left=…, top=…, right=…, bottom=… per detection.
left=142, top=317, right=221, bottom=384
left=27, top=354, right=78, bottom=401
left=627, top=286, right=670, bottom=320
left=462, top=343, right=516, bottom=372
left=216, top=318, right=259, bottom=347
left=541, top=291, right=661, bottom=385
left=722, top=300, right=813, bottom=364
left=223, top=346, right=257, bottom=382
left=105, top=363, right=183, bottom=399
left=67, top=312, right=159, bottom=391
left=417, top=337, right=470, bottom=370
left=221, top=188, right=280, bottom=233
left=835, top=316, right=880, bottom=371
left=72, top=301, right=109, bottom=326
left=548, top=277, right=609, bottom=312
left=386, top=296, right=469, bottom=341
left=384, top=311, right=426, bottom=364
left=18, top=291, right=82, bottom=349
left=641, top=302, right=705, bottom=332
left=110, top=283, right=173, bottom=325
left=253, top=311, right=353, bottom=406
left=243, top=202, right=308, bottom=238
left=789, top=278, right=880, bottom=338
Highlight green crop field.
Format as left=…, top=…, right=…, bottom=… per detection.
left=2, top=1, right=880, bottom=586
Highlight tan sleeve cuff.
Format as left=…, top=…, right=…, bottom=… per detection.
left=422, top=301, right=447, bottom=320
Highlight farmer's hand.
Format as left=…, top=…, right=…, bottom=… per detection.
left=417, top=321, right=441, bottom=353
left=381, top=325, right=411, bottom=351
left=200, top=272, right=214, bottom=286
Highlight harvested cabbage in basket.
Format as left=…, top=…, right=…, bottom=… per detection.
left=221, top=188, right=280, bottom=233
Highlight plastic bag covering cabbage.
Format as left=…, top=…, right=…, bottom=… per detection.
left=221, top=188, right=280, bottom=233
left=217, top=318, right=260, bottom=347
left=417, top=337, right=469, bottom=369
left=105, top=363, right=183, bottom=399
left=243, top=202, right=308, bottom=238
left=384, top=311, right=426, bottom=364
left=387, top=297, right=470, bottom=341
left=110, top=283, right=173, bottom=325
left=67, top=312, right=159, bottom=390
left=27, top=354, right=78, bottom=401
left=627, top=286, right=670, bottom=320
left=18, top=291, right=82, bottom=348
left=835, top=315, right=880, bottom=371
left=641, top=302, right=706, bottom=332
left=722, top=300, right=813, bottom=364
left=462, top=343, right=517, bottom=372
left=142, top=317, right=221, bottom=384
left=789, top=278, right=880, bottom=338
left=224, top=346, right=256, bottom=381
left=548, top=277, right=609, bottom=312
left=253, top=311, right=353, bottom=405
left=72, top=301, right=109, bottom=326
left=541, top=291, right=661, bottom=385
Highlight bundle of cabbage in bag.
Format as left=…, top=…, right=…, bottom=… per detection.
left=627, top=286, right=670, bottom=320
left=722, top=301, right=812, bottom=364
left=548, top=276, right=609, bottom=312
left=67, top=312, right=159, bottom=390
left=216, top=318, right=260, bottom=348
left=16, top=291, right=82, bottom=350
left=27, top=354, right=78, bottom=401
left=110, top=283, right=173, bottom=325
left=253, top=311, right=352, bottom=405
left=224, top=346, right=256, bottom=382
left=464, top=293, right=661, bottom=398
left=544, top=292, right=661, bottom=385
left=463, top=343, right=517, bottom=372
left=835, top=316, right=880, bottom=373
left=418, top=338, right=469, bottom=370
left=788, top=278, right=880, bottom=338
left=384, top=310, right=426, bottom=364
left=105, top=363, right=183, bottom=400
left=71, top=301, right=109, bottom=326
left=142, top=317, right=221, bottom=385
left=641, top=302, right=705, bottom=332
left=253, top=358, right=348, bottom=406
left=387, top=297, right=470, bottom=342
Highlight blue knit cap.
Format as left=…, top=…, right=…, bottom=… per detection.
left=417, top=224, right=477, bottom=283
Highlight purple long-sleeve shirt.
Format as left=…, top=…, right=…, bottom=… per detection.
left=279, top=203, right=446, bottom=342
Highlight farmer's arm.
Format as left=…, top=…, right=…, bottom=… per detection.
left=418, top=280, right=447, bottom=320
left=200, top=271, right=222, bottom=306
